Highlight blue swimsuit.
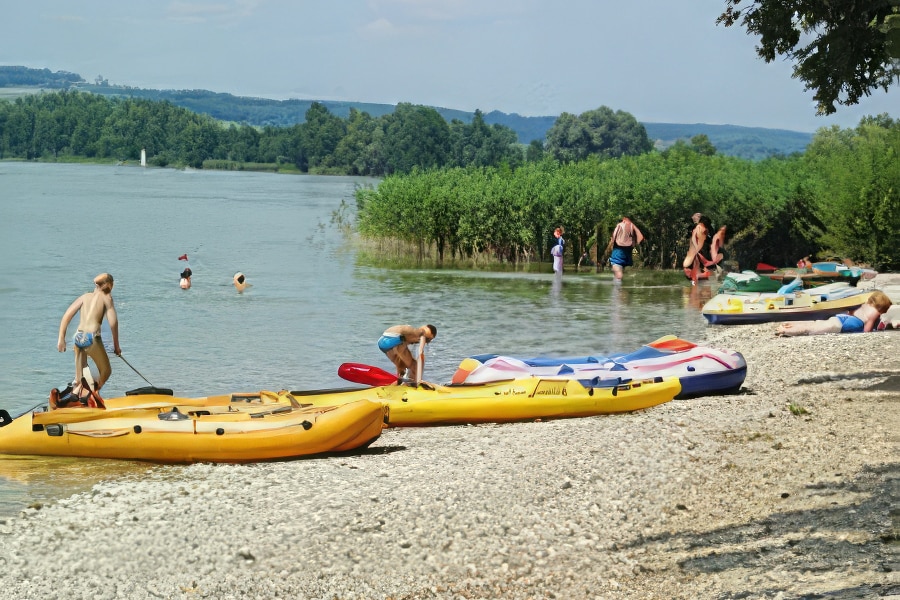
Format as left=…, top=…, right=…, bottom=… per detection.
left=378, top=332, right=404, bottom=352
left=834, top=314, right=865, bottom=333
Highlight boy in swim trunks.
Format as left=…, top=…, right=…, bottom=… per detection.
left=775, top=291, right=892, bottom=336
left=55, top=273, right=122, bottom=403
left=378, top=324, right=437, bottom=386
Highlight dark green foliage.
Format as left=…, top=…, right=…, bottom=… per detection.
left=0, top=66, right=83, bottom=88
left=545, top=106, right=653, bottom=163
left=0, top=90, right=522, bottom=175
left=1, top=67, right=813, bottom=159
left=803, top=116, right=900, bottom=270
left=357, top=122, right=899, bottom=272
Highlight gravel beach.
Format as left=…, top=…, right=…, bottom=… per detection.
left=1, top=276, right=898, bottom=600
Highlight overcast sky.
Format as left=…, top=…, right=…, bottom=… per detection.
left=3, top=1, right=896, bottom=133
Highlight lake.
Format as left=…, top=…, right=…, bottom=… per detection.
left=0, top=161, right=713, bottom=517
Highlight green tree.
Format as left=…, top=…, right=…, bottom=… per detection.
left=381, top=103, right=451, bottom=174
left=545, top=106, right=652, bottom=163
left=803, top=117, right=900, bottom=270
left=718, top=1, right=900, bottom=115
left=300, top=102, right=347, bottom=171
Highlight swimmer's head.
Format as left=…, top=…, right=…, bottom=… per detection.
left=94, top=273, right=114, bottom=292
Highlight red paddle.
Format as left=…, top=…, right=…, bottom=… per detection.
left=338, top=363, right=399, bottom=387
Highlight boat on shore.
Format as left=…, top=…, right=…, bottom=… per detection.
left=718, top=269, right=872, bottom=294
left=0, top=390, right=386, bottom=463
left=300, top=374, right=681, bottom=426
left=449, top=336, right=746, bottom=399
left=702, top=283, right=873, bottom=325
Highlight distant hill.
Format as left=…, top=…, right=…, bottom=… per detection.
left=1, top=65, right=813, bottom=160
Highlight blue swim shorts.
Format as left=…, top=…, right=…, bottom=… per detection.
left=378, top=333, right=404, bottom=352
left=609, top=247, right=633, bottom=267
left=73, top=331, right=97, bottom=349
left=834, top=314, right=865, bottom=333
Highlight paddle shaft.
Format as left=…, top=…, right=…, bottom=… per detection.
left=118, top=354, right=155, bottom=386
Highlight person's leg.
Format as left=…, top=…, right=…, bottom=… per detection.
left=387, top=346, right=414, bottom=380
left=72, top=347, right=88, bottom=395
left=87, top=343, right=112, bottom=390
left=776, top=317, right=842, bottom=336
left=611, top=264, right=623, bottom=280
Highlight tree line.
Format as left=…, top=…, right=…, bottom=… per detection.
left=355, top=115, right=900, bottom=272
left=1, top=89, right=896, bottom=271
left=0, top=90, right=525, bottom=174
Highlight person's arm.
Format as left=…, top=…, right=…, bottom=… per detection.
left=57, top=297, right=82, bottom=352
left=862, top=311, right=880, bottom=332
left=633, top=225, right=644, bottom=245
left=415, top=335, right=426, bottom=384
left=106, top=297, right=121, bottom=355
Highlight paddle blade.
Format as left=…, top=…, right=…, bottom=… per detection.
left=338, top=363, right=398, bottom=387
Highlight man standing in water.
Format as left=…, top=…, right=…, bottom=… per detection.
left=55, top=273, right=121, bottom=405
left=605, top=216, right=644, bottom=281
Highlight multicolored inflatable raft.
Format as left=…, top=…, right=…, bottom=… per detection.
left=0, top=390, right=386, bottom=463
left=448, top=336, right=746, bottom=399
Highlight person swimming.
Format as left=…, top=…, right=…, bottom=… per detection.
left=233, top=272, right=249, bottom=292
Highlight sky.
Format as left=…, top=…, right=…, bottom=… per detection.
left=3, top=1, right=896, bottom=133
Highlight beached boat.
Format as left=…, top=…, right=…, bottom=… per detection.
left=718, top=271, right=789, bottom=293
left=810, top=261, right=877, bottom=281
left=448, top=336, right=746, bottom=399
left=0, top=390, right=386, bottom=463
left=302, top=373, right=681, bottom=426
left=752, top=261, right=875, bottom=288
left=702, top=283, right=873, bottom=325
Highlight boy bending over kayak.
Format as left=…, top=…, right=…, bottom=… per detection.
left=378, top=324, right=437, bottom=386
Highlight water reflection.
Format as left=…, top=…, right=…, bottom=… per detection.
left=551, top=270, right=562, bottom=300
left=683, top=280, right=716, bottom=311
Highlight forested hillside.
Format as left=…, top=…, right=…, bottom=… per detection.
left=1, top=66, right=812, bottom=159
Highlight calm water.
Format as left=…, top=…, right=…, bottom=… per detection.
left=0, top=162, right=712, bottom=517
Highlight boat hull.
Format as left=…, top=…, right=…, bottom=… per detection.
left=450, top=337, right=746, bottom=399
left=292, top=377, right=681, bottom=426
left=0, top=393, right=386, bottom=463
left=702, top=286, right=872, bottom=325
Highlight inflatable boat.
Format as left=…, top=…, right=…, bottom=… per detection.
left=448, top=336, right=746, bottom=399
left=702, top=283, right=872, bottom=325
left=0, top=390, right=386, bottom=463
left=308, top=371, right=681, bottom=426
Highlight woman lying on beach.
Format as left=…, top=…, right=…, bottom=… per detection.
left=775, top=290, right=892, bottom=336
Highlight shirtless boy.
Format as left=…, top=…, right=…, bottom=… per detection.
left=56, top=273, right=122, bottom=401
left=776, top=290, right=892, bottom=336
left=378, top=324, right=437, bottom=386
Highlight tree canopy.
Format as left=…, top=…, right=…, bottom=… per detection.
left=544, top=106, right=653, bottom=163
left=718, top=0, right=900, bottom=115
left=0, top=91, right=525, bottom=174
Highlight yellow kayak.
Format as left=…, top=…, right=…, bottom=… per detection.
left=290, top=376, right=681, bottom=426
left=0, top=391, right=386, bottom=463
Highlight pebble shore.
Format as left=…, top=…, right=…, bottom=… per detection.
left=1, top=277, right=898, bottom=600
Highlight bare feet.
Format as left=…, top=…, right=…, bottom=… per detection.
left=775, top=323, right=792, bottom=336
